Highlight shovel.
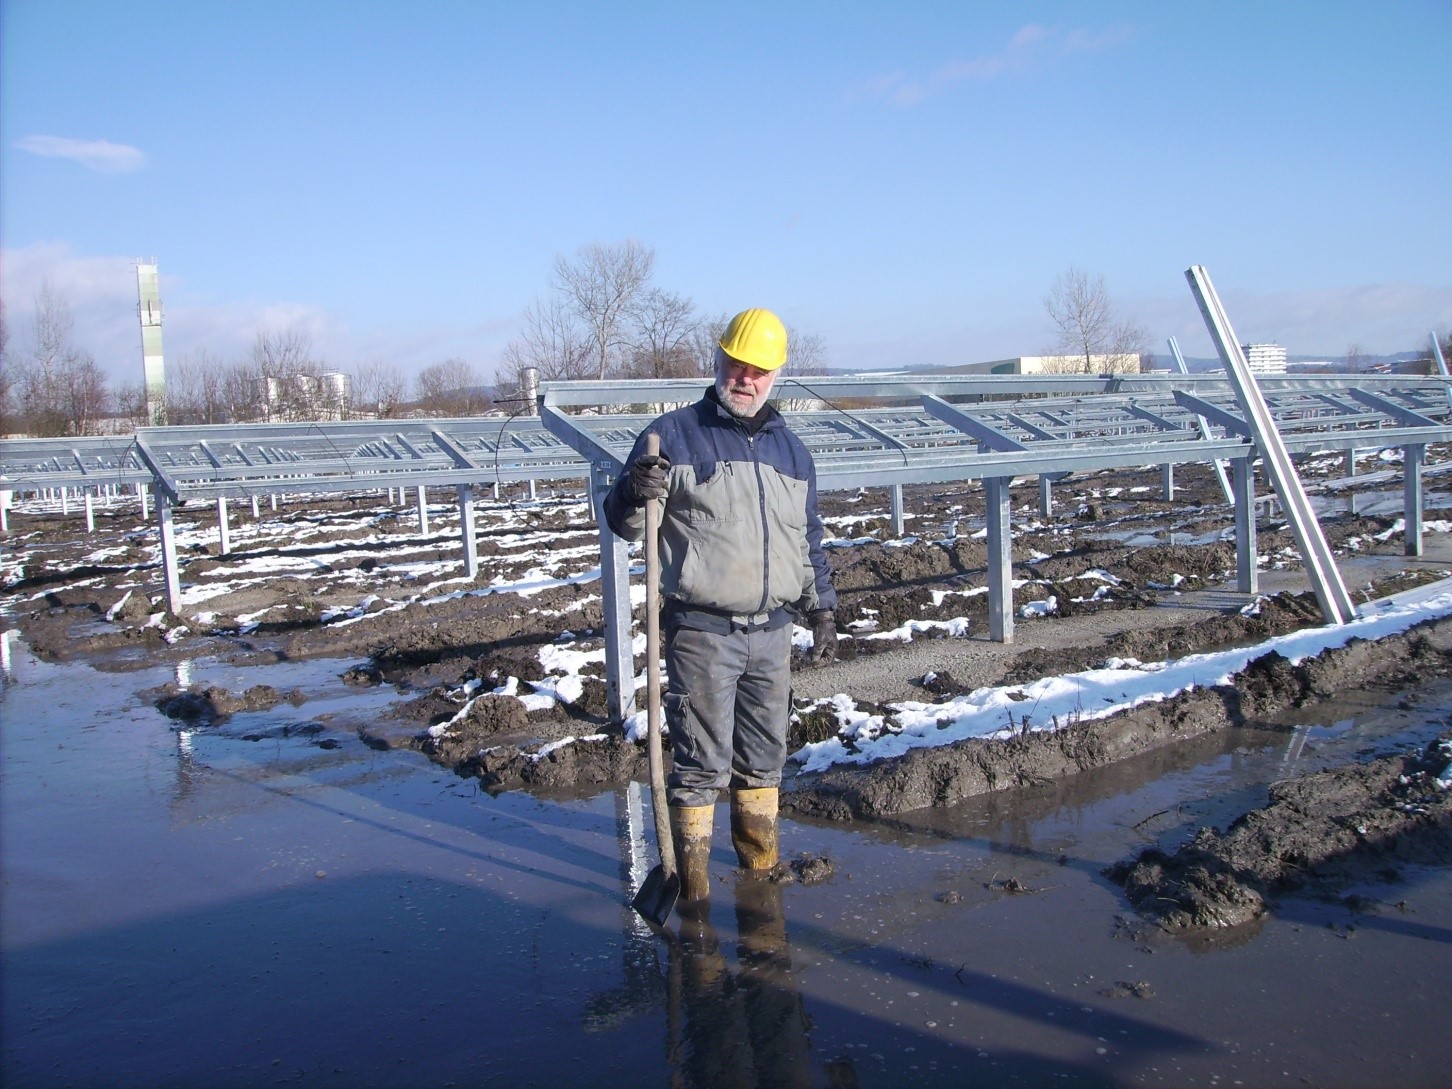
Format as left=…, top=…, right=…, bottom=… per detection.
left=630, top=433, right=680, bottom=926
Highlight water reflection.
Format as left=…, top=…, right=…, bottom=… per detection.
left=668, top=879, right=815, bottom=1089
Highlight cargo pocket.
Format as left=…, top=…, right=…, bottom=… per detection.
left=664, top=691, right=695, bottom=760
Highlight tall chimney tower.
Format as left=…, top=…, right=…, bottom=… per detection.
left=136, top=261, right=166, bottom=426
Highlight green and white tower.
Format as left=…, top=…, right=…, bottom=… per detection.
left=136, top=261, right=166, bottom=426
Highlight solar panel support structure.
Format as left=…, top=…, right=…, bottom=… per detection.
left=1404, top=444, right=1425, bottom=557
left=1168, top=336, right=1234, bottom=504
left=130, top=434, right=183, bottom=615
left=1343, top=387, right=1440, bottom=554
left=1231, top=457, right=1258, bottom=594
left=985, top=477, right=1014, bottom=643
left=921, top=395, right=1026, bottom=644
left=1187, top=265, right=1356, bottom=625
left=589, top=463, right=638, bottom=722
left=156, top=494, right=182, bottom=615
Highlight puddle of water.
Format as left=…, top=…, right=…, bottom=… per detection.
left=4, top=638, right=1451, bottom=1089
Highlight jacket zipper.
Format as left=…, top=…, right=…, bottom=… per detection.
left=748, top=433, right=771, bottom=615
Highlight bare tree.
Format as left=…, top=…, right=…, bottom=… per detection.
left=220, top=358, right=263, bottom=422
left=624, top=289, right=700, bottom=378
left=251, top=329, right=316, bottom=376
left=500, top=296, right=595, bottom=390
left=247, top=330, right=323, bottom=420
left=1344, top=343, right=1369, bottom=374
left=415, top=358, right=490, bottom=417
left=351, top=359, right=408, bottom=419
left=1043, top=267, right=1145, bottom=374
left=15, top=282, right=111, bottom=436
left=551, top=240, right=655, bottom=379
left=167, top=348, right=227, bottom=424
left=115, top=381, right=151, bottom=431
left=786, top=326, right=829, bottom=375
left=64, top=354, right=111, bottom=436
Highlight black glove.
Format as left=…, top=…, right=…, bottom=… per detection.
left=807, top=609, right=837, bottom=664
left=625, top=452, right=670, bottom=506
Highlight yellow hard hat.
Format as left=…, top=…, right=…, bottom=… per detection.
left=718, top=308, right=788, bottom=371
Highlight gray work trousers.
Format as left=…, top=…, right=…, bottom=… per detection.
left=664, top=622, right=792, bottom=808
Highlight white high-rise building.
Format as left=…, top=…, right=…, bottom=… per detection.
left=1242, top=343, right=1287, bottom=375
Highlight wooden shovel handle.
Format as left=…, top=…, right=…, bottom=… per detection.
left=642, top=433, right=677, bottom=877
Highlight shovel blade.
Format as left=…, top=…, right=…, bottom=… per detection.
left=631, top=865, right=681, bottom=927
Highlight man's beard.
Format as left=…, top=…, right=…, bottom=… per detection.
left=715, top=375, right=769, bottom=418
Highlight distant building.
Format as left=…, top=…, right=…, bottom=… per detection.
left=251, top=372, right=353, bottom=421
left=1242, top=343, right=1287, bottom=375
left=955, top=354, right=1143, bottom=376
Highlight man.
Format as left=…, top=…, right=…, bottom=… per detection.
left=604, top=307, right=838, bottom=905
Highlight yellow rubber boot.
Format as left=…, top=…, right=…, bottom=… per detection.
left=730, top=787, right=779, bottom=871
left=669, top=804, right=715, bottom=904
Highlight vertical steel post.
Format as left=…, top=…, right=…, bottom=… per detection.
left=1232, top=457, right=1258, bottom=594
left=415, top=485, right=429, bottom=535
left=1403, top=444, right=1425, bottom=557
left=157, top=493, right=182, bottom=615
left=985, top=476, right=1014, bottom=643
left=217, top=497, right=231, bottom=555
left=592, top=465, right=638, bottom=721
left=457, top=484, right=478, bottom=578
left=1038, top=476, right=1053, bottom=519
left=890, top=484, right=905, bottom=537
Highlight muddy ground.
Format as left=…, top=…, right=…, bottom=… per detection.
left=4, top=452, right=1452, bottom=937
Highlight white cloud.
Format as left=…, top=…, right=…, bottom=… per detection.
left=855, top=22, right=1135, bottom=106
left=15, top=135, right=146, bottom=174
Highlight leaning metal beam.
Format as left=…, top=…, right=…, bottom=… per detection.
left=1188, top=265, right=1355, bottom=625
left=1432, top=332, right=1450, bottom=379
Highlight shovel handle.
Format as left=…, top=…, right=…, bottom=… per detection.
left=642, top=433, right=677, bottom=878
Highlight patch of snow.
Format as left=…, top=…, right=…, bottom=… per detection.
left=793, top=589, right=1452, bottom=774
left=105, top=590, right=133, bottom=621
left=529, top=734, right=608, bottom=761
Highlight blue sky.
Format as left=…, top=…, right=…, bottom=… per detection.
left=2, top=0, right=1449, bottom=386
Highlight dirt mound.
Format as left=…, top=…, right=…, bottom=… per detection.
left=1107, top=735, right=1452, bottom=932
left=148, top=682, right=302, bottom=724
left=784, top=620, right=1452, bottom=821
